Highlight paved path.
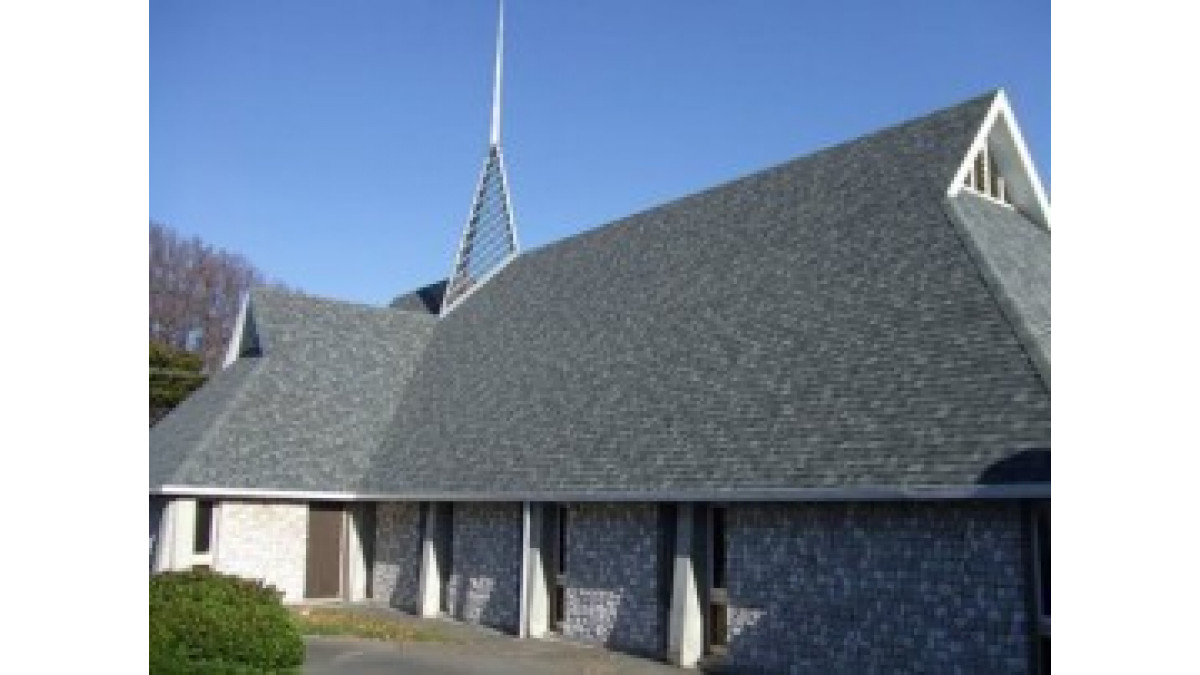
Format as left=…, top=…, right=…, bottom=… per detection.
left=301, top=606, right=689, bottom=675
left=304, top=634, right=687, bottom=675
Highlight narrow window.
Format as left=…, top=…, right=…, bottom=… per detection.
left=965, top=144, right=1010, bottom=205
left=551, top=504, right=569, bottom=632
left=988, top=149, right=1003, bottom=198
left=974, top=149, right=988, bottom=192
left=712, top=506, right=727, bottom=590
left=982, top=145, right=992, bottom=193
left=657, top=504, right=677, bottom=652
left=557, top=504, right=568, bottom=576
left=1037, top=507, right=1050, bottom=617
left=1033, top=503, right=1050, bottom=673
left=438, top=503, right=454, bottom=614
left=707, top=505, right=729, bottom=653
left=194, top=500, right=214, bottom=555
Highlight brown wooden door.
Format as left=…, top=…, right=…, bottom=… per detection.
left=305, top=503, right=344, bottom=599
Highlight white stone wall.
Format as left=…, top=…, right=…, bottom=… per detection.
left=215, top=500, right=309, bottom=602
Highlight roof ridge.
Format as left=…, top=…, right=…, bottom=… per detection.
left=395, top=91, right=1000, bottom=313
left=248, top=286, right=437, bottom=353
left=250, top=286, right=396, bottom=313
left=497, top=90, right=1000, bottom=266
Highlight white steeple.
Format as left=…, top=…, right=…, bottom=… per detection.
left=441, top=0, right=520, bottom=315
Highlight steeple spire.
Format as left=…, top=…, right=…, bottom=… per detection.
left=441, top=0, right=520, bottom=315
left=490, top=0, right=504, bottom=145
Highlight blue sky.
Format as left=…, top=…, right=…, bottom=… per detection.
left=151, top=0, right=1050, bottom=306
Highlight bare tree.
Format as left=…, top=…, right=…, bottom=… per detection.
left=150, top=221, right=288, bottom=372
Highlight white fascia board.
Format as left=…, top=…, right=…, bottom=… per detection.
left=992, top=91, right=1052, bottom=225
left=155, top=485, right=364, bottom=501
left=221, top=292, right=251, bottom=369
left=946, top=90, right=1052, bottom=228
left=152, top=482, right=1049, bottom=502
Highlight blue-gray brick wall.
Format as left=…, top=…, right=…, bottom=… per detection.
left=445, top=502, right=523, bottom=633
left=372, top=502, right=422, bottom=612
left=726, top=501, right=1032, bottom=673
left=564, top=503, right=665, bottom=657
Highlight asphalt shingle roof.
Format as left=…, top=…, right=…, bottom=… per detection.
left=150, top=288, right=436, bottom=491
left=151, top=90, right=1050, bottom=497
left=946, top=190, right=1051, bottom=387
left=149, top=357, right=264, bottom=488
left=360, top=91, right=1050, bottom=496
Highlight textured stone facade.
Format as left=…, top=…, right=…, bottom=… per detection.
left=445, top=502, right=523, bottom=632
left=725, top=501, right=1032, bottom=673
left=564, top=503, right=667, bottom=657
left=215, top=500, right=309, bottom=602
left=372, top=502, right=423, bottom=612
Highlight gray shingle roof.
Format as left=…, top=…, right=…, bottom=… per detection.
left=945, top=190, right=1050, bottom=387
left=151, top=90, right=1050, bottom=498
left=358, top=91, right=1050, bottom=496
left=149, top=357, right=264, bottom=488
left=149, top=288, right=436, bottom=491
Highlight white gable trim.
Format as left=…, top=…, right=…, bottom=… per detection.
left=947, top=90, right=1051, bottom=228
left=221, top=292, right=251, bottom=369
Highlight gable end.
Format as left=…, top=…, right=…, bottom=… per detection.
left=947, top=90, right=1051, bottom=229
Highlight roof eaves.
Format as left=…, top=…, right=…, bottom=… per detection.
left=151, top=482, right=1049, bottom=501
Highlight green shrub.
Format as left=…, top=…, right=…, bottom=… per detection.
left=150, top=569, right=304, bottom=674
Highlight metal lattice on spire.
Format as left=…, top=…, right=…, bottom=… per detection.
left=441, top=0, right=519, bottom=315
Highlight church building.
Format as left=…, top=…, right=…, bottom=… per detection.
left=150, top=4, right=1050, bottom=671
